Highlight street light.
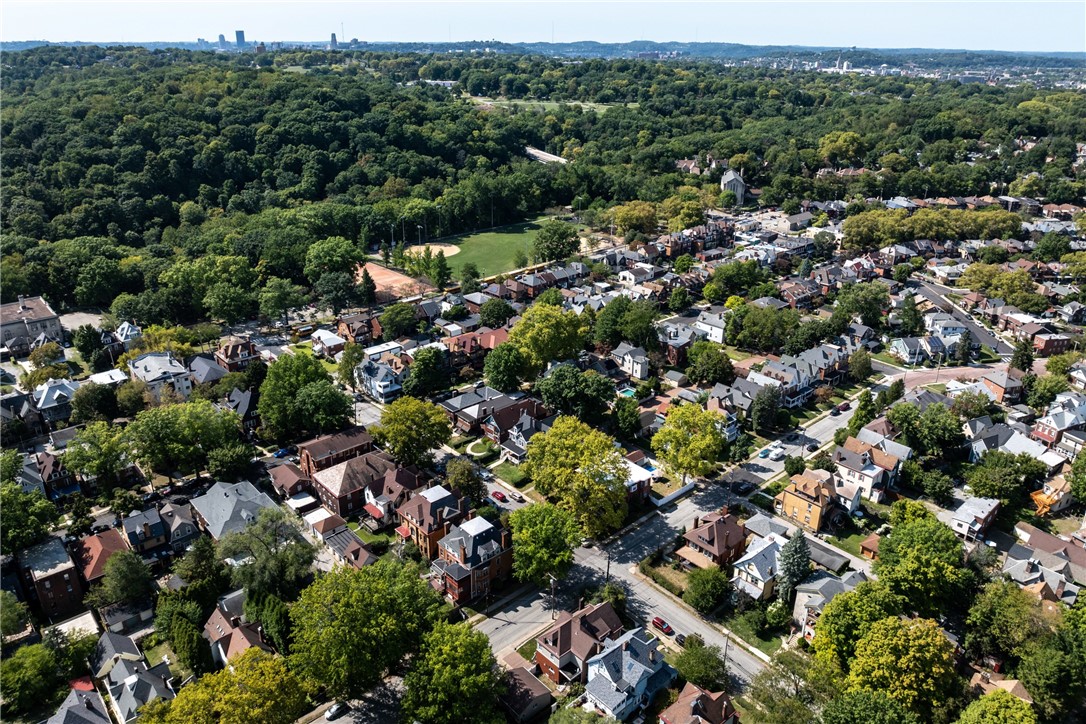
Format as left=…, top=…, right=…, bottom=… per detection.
left=417, top=224, right=423, bottom=245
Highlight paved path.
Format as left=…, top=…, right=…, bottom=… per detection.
left=913, top=279, right=1012, bottom=355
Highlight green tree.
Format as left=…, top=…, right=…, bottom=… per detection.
left=822, top=690, right=918, bottom=724
left=898, top=295, right=923, bottom=336
left=847, top=617, right=959, bottom=719
left=1068, top=452, right=1086, bottom=504
left=430, top=250, right=452, bottom=289
left=508, top=303, right=585, bottom=376
left=536, top=366, right=614, bottom=425
left=358, top=267, right=377, bottom=304
left=835, top=284, right=888, bottom=329
left=304, top=236, right=363, bottom=283
left=314, top=271, right=358, bottom=315
left=217, top=507, right=315, bottom=601
left=116, top=379, right=149, bottom=416
left=203, top=282, right=254, bottom=324
left=965, top=581, right=1052, bottom=662
left=63, top=421, right=127, bottom=489
left=290, top=563, right=444, bottom=701
left=533, top=220, right=580, bottom=262
left=951, top=390, right=992, bottom=421
left=674, top=642, right=729, bottom=692
left=174, top=536, right=230, bottom=597
left=777, top=533, right=811, bottom=603
left=372, top=396, right=452, bottom=466
left=207, top=442, right=256, bottom=481
left=259, top=276, right=306, bottom=323
left=957, top=329, right=973, bottom=363
left=673, top=254, right=695, bottom=273
left=0, top=589, right=29, bottom=636
left=683, top=567, right=732, bottom=614
left=73, top=323, right=104, bottom=360
left=88, top=549, right=154, bottom=608
left=686, top=341, right=735, bottom=386
left=813, top=581, right=906, bottom=674
left=257, top=353, right=341, bottom=440
left=124, top=399, right=242, bottom=474
left=483, top=342, right=525, bottom=392
left=523, top=417, right=628, bottom=539
left=849, top=348, right=873, bottom=381
left=957, top=689, right=1037, bottom=724
left=402, top=346, right=449, bottom=398
left=401, top=621, right=503, bottom=724
left=337, top=342, right=368, bottom=389
left=478, top=298, right=515, bottom=329
left=445, top=457, right=486, bottom=503
left=651, top=404, right=726, bottom=484
left=0, top=483, right=59, bottom=554
left=848, top=389, right=877, bottom=433
left=508, top=503, right=581, bottom=586
left=147, top=649, right=306, bottom=724
left=1027, top=373, right=1068, bottom=410
left=70, top=381, right=120, bottom=424
left=613, top=395, right=642, bottom=440
left=1010, top=340, right=1034, bottom=373
left=380, top=302, right=418, bottom=341
left=875, top=517, right=971, bottom=616
left=965, top=451, right=1047, bottom=508
left=748, top=650, right=827, bottom=724
left=0, top=643, right=58, bottom=716
left=750, top=385, right=781, bottom=434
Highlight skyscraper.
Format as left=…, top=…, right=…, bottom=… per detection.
left=235, top=30, right=246, bottom=48
left=330, top=33, right=338, bottom=49
left=218, top=34, right=227, bottom=49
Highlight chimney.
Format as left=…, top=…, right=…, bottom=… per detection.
left=720, top=505, right=729, bottom=517
left=692, top=516, right=699, bottom=530
left=459, top=542, right=466, bottom=561
left=623, top=641, right=629, bottom=651
left=18, top=295, right=26, bottom=310
left=230, top=616, right=241, bottom=627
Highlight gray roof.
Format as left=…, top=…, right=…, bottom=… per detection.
left=46, top=689, right=111, bottom=724
left=743, top=513, right=789, bottom=540
left=585, top=628, right=672, bottom=713
left=107, top=658, right=175, bottom=722
left=21, top=536, right=74, bottom=578
left=733, top=534, right=782, bottom=583
left=190, top=481, right=276, bottom=540
left=188, top=354, right=228, bottom=385
left=122, top=508, right=163, bottom=537
left=92, top=631, right=141, bottom=677
left=438, top=517, right=504, bottom=569
left=612, top=342, right=648, bottom=360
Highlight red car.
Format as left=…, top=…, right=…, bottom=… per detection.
left=652, top=616, right=674, bottom=635
left=491, top=490, right=507, bottom=503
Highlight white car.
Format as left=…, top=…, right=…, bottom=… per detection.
left=768, top=448, right=786, bottom=461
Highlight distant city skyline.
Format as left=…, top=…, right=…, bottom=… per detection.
left=3, top=1, right=1085, bottom=53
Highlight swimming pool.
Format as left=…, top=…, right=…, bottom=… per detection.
left=618, top=388, right=636, bottom=397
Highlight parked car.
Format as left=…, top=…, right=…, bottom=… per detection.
left=274, top=448, right=290, bottom=458
left=768, top=448, right=785, bottom=461
left=806, top=443, right=819, bottom=452
left=491, top=490, right=507, bottom=503
left=325, top=703, right=350, bottom=721
left=732, top=481, right=756, bottom=495
left=758, top=448, right=771, bottom=458
left=509, top=491, right=525, bottom=503
left=675, top=633, right=687, bottom=647
left=837, top=402, right=851, bottom=411
left=829, top=408, right=841, bottom=416
left=652, top=616, right=674, bottom=635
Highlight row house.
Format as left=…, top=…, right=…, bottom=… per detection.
left=1031, top=392, right=1086, bottom=448
left=431, top=516, right=513, bottom=605
left=752, top=360, right=811, bottom=408
left=396, top=485, right=471, bottom=559
left=298, top=426, right=374, bottom=478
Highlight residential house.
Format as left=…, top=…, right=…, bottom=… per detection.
left=312, top=450, right=420, bottom=518
left=32, top=378, right=81, bottom=426
left=1, top=295, right=62, bottom=357
left=719, top=170, right=747, bottom=205
left=159, top=503, right=200, bottom=552
left=731, top=533, right=785, bottom=601
left=25, top=451, right=80, bottom=500
left=792, top=570, right=868, bottom=643
left=834, top=437, right=901, bottom=502
left=657, top=323, right=702, bottom=368
left=534, top=601, right=624, bottom=685
left=659, top=682, right=740, bottom=724
left=1031, top=475, right=1074, bottom=516
left=325, top=529, right=379, bottom=570
left=214, top=337, right=258, bottom=371
left=298, top=426, right=374, bottom=478
left=785, top=211, right=813, bottom=231
left=77, top=529, right=128, bottom=586
left=889, top=337, right=925, bottom=365
left=947, top=497, right=1000, bottom=543
left=500, top=667, right=554, bottom=724
left=356, top=358, right=405, bottom=403
left=755, top=360, right=811, bottom=408
left=677, top=508, right=747, bottom=569
left=981, top=371, right=1024, bottom=404
left=203, top=589, right=273, bottom=665
left=774, top=473, right=839, bottom=533
left=311, top=329, right=347, bottom=358
left=224, top=387, right=259, bottom=433
left=45, top=689, right=111, bottom=724
left=693, top=308, right=729, bottom=344
left=1031, top=392, right=1086, bottom=448
left=1057, top=428, right=1086, bottom=459
left=396, top=485, right=471, bottom=559
left=187, top=354, right=229, bottom=386
left=90, top=631, right=142, bottom=679
left=1014, top=522, right=1086, bottom=585
left=611, top=343, right=650, bottom=380
left=1034, top=333, right=1071, bottom=357
left=584, top=628, right=676, bottom=721
left=20, top=536, right=85, bottom=621
left=441, top=388, right=524, bottom=436
left=122, top=509, right=168, bottom=554
left=303, top=508, right=348, bottom=541
left=1002, top=555, right=1080, bottom=606
left=431, top=517, right=513, bottom=605
left=622, top=451, right=656, bottom=504
left=481, top=398, right=549, bottom=444
left=105, top=654, right=175, bottom=723
left=128, top=352, right=193, bottom=401
left=269, top=462, right=311, bottom=499
left=190, top=481, right=276, bottom=541
left=336, top=311, right=375, bottom=345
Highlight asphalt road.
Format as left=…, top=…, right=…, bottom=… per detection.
left=913, top=279, right=1012, bottom=355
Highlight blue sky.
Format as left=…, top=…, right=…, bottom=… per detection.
left=4, top=1, right=1085, bottom=52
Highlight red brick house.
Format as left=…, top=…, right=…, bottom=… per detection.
left=396, top=485, right=470, bottom=559
left=660, top=683, right=740, bottom=724
left=298, top=426, right=374, bottom=478
left=268, top=462, right=311, bottom=499
left=677, top=508, right=747, bottom=569
left=215, top=336, right=259, bottom=371
left=430, top=517, right=513, bottom=605
left=336, top=312, right=376, bottom=345
left=20, top=537, right=85, bottom=621
left=311, top=450, right=420, bottom=518
left=534, top=601, right=624, bottom=684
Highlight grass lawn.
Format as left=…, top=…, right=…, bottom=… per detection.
left=749, top=493, right=776, bottom=513
left=725, top=614, right=783, bottom=656
left=353, top=527, right=396, bottom=547
left=144, top=640, right=191, bottom=681
left=723, top=345, right=752, bottom=361
left=976, top=345, right=1001, bottom=363
left=648, top=560, right=689, bottom=594
left=493, top=461, right=530, bottom=488
left=516, top=638, right=537, bottom=662
left=871, top=351, right=906, bottom=367
left=440, top=216, right=552, bottom=278
left=291, top=342, right=337, bottom=374
left=1051, top=514, right=1084, bottom=536
left=827, top=526, right=870, bottom=558
left=450, top=435, right=475, bottom=454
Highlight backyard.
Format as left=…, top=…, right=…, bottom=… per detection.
left=493, top=461, right=530, bottom=488
left=144, top=639, right=190, bottom=681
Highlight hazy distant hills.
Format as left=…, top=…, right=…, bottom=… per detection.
left=3, top=38, right=1082, bottom=69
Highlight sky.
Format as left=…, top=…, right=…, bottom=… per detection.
left=3, top=1, right=1085, bottom=53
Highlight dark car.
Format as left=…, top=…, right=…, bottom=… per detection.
left=837, top=402, right=851, bottom=411
left=731, top=481, right=756, bottom=495
left=806, top=443, right=819, bottom=452
left=675, top=633, right=687, bottom=647
left=829, top=408, right=841, bottom=416
left=274, top=448, right=290, bottom=459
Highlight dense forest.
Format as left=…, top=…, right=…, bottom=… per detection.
left=2, top=45, right=1084, bottom=322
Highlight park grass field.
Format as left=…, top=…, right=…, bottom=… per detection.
left=442, top=216, right=547, bottom=278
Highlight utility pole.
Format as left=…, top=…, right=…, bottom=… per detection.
left=548, top=574, right=557, bottom=620
left=605, top=548, right=612, bottom=582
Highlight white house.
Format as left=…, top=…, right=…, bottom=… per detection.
left=127, top=352, right=193, bottom=401
left=693, top=308, right=729, bottom=344
left=584, top=628, right=675, bottom=721
left=612, top=342, right=650, bottom=380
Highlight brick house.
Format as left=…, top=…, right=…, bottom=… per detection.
left=20, top=536, right=85, bottom=621
left=311, top=450, right=420, bottom=518
left=214, top=337, right=259, bottom=371
left=298, top=426, right=374, bottom=478
left=981, top=371, right=1023, bottom=405
left=534, top=601, right=624, bottom=685
left=430, top=517, right=513, bottom=605
left=677, top=508, right=747, bottom=569
left=395, top=485, right=470, bottom=559
left=336, top=312, right=376, bottom=345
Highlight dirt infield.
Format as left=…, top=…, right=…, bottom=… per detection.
left=404, top=243, right=461, bottom=258
left=356, top=262, right=434, bottom=301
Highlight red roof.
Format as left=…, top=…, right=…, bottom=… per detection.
left=78, top=529, right=128, bottom=582
left=395, top=525, right=411, bottom=538
left=363, top=503, right=384, bottom=519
